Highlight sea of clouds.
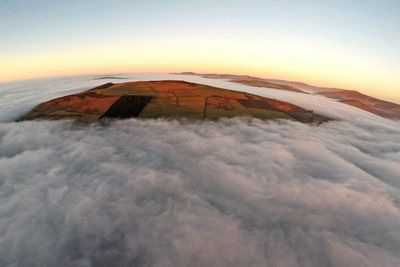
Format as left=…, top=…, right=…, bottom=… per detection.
left=0, top=74, right=399, bottom=267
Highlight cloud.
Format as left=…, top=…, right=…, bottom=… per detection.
left=0, top=117, right=399, bottom=267
left=0, top=74, right=399, bottom=266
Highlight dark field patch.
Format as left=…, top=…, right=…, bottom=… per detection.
left=100, top=96, right=153, bottom=119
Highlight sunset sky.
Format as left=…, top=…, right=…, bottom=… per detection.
left=1, top=0, right=399, bottom=101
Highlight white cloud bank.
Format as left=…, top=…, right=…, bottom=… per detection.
left=0, top=75, right=399, bottom=267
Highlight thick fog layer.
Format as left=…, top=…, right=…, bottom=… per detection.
left=0, top=75, right=399, bottom=267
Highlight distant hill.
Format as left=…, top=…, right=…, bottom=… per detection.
left=319, top=90, right=400, bottom=120
left=176, top=72, right=343, bottom=93
left=177, top=72, right=400, bottom=119
left=21, top=80, right=329, bottom=124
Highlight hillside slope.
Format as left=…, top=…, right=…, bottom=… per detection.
left=21, top=80, right=329, bottom=123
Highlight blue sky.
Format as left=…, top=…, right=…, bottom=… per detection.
left=1, top=0, right=399, bottom=100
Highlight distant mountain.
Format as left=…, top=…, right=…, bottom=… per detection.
left=177, top=72, right=400, bottom=120
left=319, top=90, right=400, bottom=120
left=21, top=80, right=329, bottom=124
left=177, top=72, right=343, bottom=93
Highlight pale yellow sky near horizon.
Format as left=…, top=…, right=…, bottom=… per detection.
left=1, top=1, right=399, bottom=103
left=1, top=41, right=399, bottom=104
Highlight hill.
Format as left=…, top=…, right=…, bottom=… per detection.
left=177, top=72, right=305, bottom=93
left=319, top=90, right=400, bottom=119
left=21, top=80, right=329, bottom=123
left=177, top=72, right=400, bottom=119
left=177, top=72, right=345, bottom=93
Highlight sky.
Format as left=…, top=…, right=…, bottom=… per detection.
left=1, top=0, right=400, bottom=101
